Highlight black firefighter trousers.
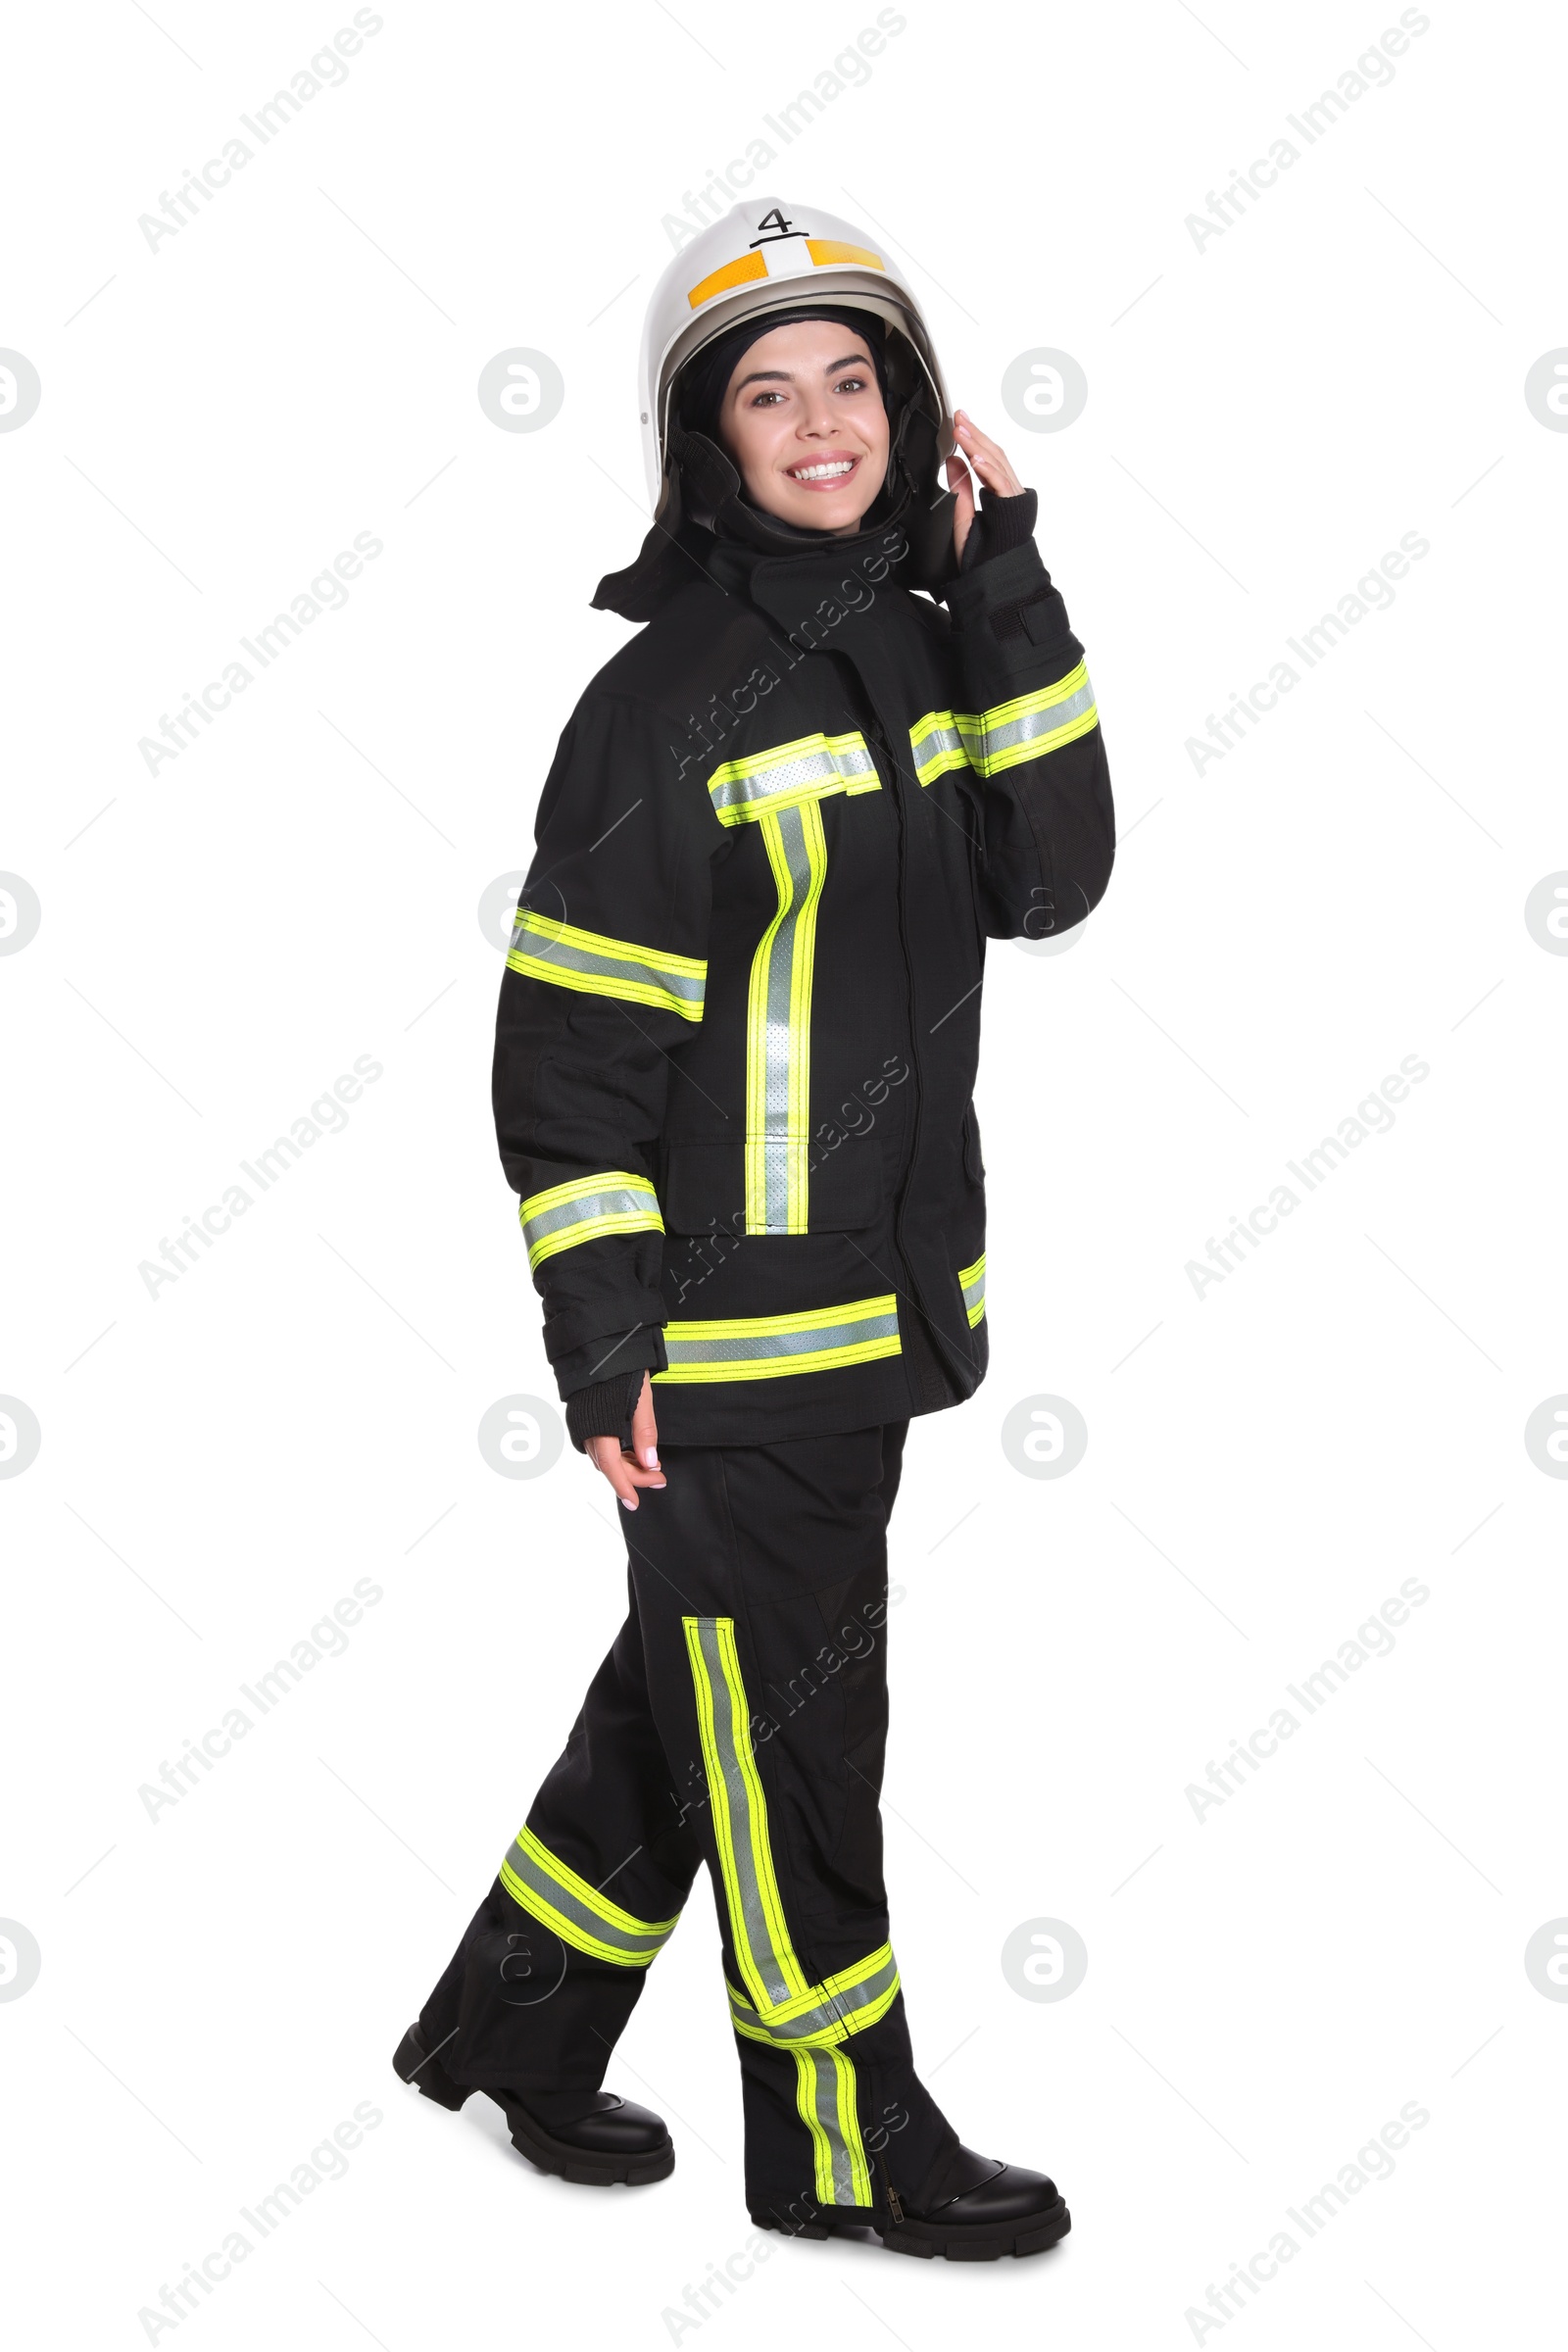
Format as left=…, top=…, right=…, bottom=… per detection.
left=416, top=1421, right=964, bottom=2223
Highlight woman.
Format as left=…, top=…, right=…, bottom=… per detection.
left=395, top=199, right=1114, bottom=2262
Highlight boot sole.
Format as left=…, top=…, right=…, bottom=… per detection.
left=392, top=2025, right=674, bottom=2186
left=749, top=2195, right=1070, bottom=2261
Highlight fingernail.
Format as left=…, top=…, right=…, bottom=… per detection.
left=619, top=1496, right=636, bottom=1511
left=641, top=1448, right=659, bottom=1468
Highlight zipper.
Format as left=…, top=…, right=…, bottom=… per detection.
left=875, top=2142, right=905, bottom=2224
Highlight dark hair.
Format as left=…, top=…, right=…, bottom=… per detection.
left=675, top=305, right=890, bottom=450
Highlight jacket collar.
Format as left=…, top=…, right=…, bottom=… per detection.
left=594, top=409, right=956, bottom=621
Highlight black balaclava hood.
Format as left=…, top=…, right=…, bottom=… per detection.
left=593, top=301, right=956, bottom=620
left=675, top=304, right=891, bottom=451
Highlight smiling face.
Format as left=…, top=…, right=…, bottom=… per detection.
left=715, top=317, right=890, bottom=535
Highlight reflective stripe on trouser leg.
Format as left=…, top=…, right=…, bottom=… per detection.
left=683, top=1616, right=808, bottom=2010
left=794, top=2045, right=872, bottom=2206
left=725, top=1942, right=901, bottom=2046
left=498, top=1823, right=681, bottom=1967
left=745, top=801, right=826, bottom=1236
left=684, top=1613, right=880, bottom=2205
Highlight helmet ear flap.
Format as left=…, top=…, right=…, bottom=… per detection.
left=665, top=422, right=742, bottom=533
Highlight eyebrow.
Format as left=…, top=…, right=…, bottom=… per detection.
left=731, top=352, right=873, bottom=393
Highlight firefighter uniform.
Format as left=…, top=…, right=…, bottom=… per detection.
left=401, top=195, right=1114, bottom=2242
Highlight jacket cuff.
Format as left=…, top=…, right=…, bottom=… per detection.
left=943, top=539, right=1081, bottom=704
left=542, top=1287, right=668, bottom=1370
left=565, top=1369, right=647, bottom=1454
left=550, top=1321, right=666, bottom=1402
left=958, top=486, right=1039, bottom=572
left=945, top=535, right=1052, bottom=624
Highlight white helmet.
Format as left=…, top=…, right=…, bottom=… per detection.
left=638, top=195, right=954, bottom=512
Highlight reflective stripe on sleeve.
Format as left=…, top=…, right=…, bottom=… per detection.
left=958, top=662, right=1099, bottom=777
left=909, top=662, right=1099, bottom=785
left=518, top=1173, right=663, bottom=1270
left=958, top=1251, right=986, bottom=1328
left=653, top=1295, right=901, bottom=1384
left=498, top=1824, right=681, bottom=1968
left=506, top=909, right=707, bottom=1021
left=707, top=730, right=878, bottom=826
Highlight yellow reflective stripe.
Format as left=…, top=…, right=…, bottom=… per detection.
left=909, top=709, right=969, bottom=787
left=498, top=1825, right=680, bottom=1968
left=688, top=251, right=768, bottom=308
left=958, top=662, right=1099, bottom=778
left=517, top=1172, right=662, bottom=1269
left=684, top=1617, right=810, bottom=2010
left=768, top=1942, right=895, bottom=2024
left=830, top=2046, right=872, bottom=2204
left=728, top=1984, right=900, bottom=2051
left=793, top=2048, right=839, bottom=2204
left=726, top=1951, right=902, bottom=2049
left=708, top=730, right=878, bottom=826
left=744, top=802, right=826, bottom=1234
left=685, top=1615, right=880, bottom=2208
left=507, top=909, right=707, bottom=1021
left=909, top=664, right=1101, bottom=785
left=790, top=2046, right=872, bottom=2205
left=653, top=1295, right=901, bottom=1384
left=958, top=1250, right=986, bottom=1328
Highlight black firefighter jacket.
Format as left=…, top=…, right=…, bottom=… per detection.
left=495, top=500, right=1115, bottom=1446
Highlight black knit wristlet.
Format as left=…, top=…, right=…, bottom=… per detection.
left=959, top=485, right=1039, bottom=572
left=564, top=1369, right=647, bottom=1455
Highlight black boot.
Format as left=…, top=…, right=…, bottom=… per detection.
left=751, top=2144, right=1070, bottom=2260
left=392, top=2022, right=674, bottom=2186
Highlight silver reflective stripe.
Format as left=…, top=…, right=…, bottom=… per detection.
left=794, top=2046, right=870, bottom=2205
left=521, top=1185, right=658, bottom=1253
left=727, top=1946, right=900, bottom=2044
left=500, top=1833, right=675, bottom=1964
left=910, top=714, right=966, bottom=785
left=687, top=1617, right=799, bottom=2009
left=710, top=733, right=874, bottom=817
left=959, top=1254, right=986, bottom=1325
left=759, top=804, right=814, bottom=1231
left=963, top=675, right=1097, bottom=772
left=511, top=922, right=706, bottom=1006
left=662, top=1305, right=899, bottom=1368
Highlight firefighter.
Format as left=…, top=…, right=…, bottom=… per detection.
left=394, top=196, right=1114, bottom=2260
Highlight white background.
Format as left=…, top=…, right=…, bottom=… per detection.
left=4, top=1, right=1565, bottom=2345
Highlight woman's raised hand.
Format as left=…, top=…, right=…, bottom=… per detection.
left=946, top=409, right=1024, bottom=564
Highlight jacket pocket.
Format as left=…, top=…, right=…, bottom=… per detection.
left=661, top=1139, right=884, bottom=1236
left=661, top=1143, right=746, bottom=1238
